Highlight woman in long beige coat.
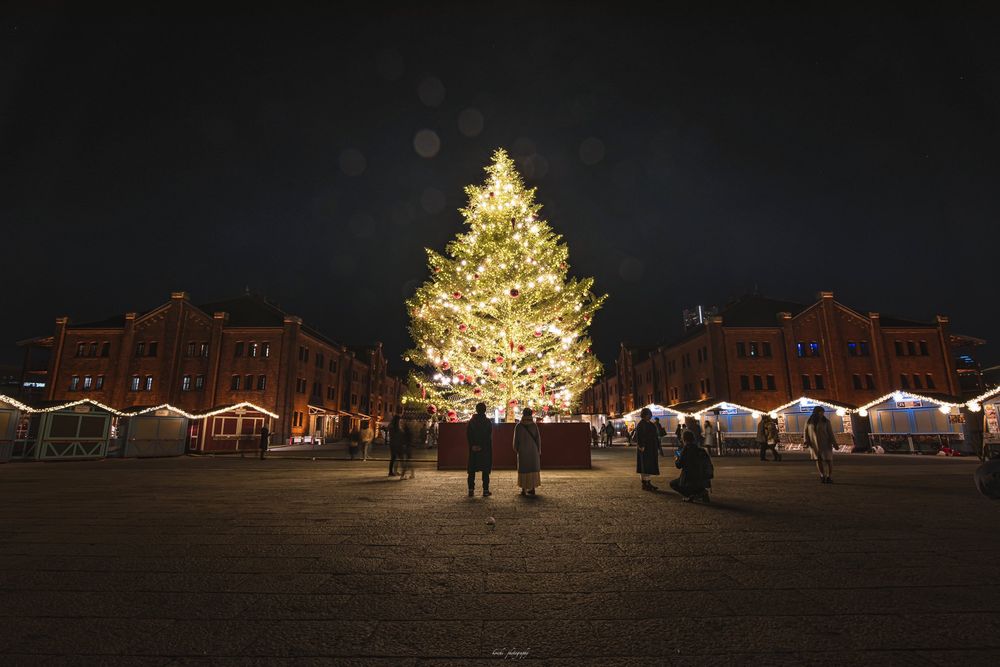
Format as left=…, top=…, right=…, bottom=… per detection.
left=803, top=406, right=837, bottom=484
left=513, top=407, right=541, bottom=495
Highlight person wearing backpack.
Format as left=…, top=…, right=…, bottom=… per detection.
left=669, top=429, right=713, bottom=503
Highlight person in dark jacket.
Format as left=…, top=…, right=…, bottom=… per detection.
left=670, top=430, right=712, bottom=502
left=259, top=426, right=270, bottom=461
left=635, top=407, right=661, bottom=491
left=604, top=422, right=615, bottom=447
left=687, top=419, right=703, bottom=446
left=466, top=402, right=493, bottom=497
left=388, top=414, right=402, bottom=476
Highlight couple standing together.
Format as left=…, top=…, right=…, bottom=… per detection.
left=466, top=403, right=541, bottom=497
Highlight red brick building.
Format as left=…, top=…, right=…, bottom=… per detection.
left=581, top=292, right=961, bottom=415
left=38, top=292, right=402, bottom=444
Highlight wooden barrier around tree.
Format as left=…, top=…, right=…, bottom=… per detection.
left=437, top=421, right=591, bottom=470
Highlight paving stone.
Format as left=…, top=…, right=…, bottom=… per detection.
left=0, top=450, right=995, bottom=662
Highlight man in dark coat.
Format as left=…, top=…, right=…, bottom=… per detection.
left=466, top=402, right=493, bottom=497
left=670, top=430, right=712, bottom=502
left=259, top=426, right=270, bottom=461
left=604, top=422, right=615, bottom=447
left=635, top=407, right=661, bottom=491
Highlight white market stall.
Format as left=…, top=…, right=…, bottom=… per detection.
left=19, top=399, right=116, bottom=461
left=120, top=405, right=192, bottom=457
left=769, top=397, right=857, bottom=452
left=691, top=401, right=760, bottom=456
left=856, top=391, right=965, bottom=455
left=0, top=395, right=29, bottom=462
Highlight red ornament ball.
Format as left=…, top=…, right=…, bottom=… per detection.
left=459, top=324, right=467, bottom=332
left=509, top=399, right=518, bottom=405
left=440, top=361, right=450, bottom=370
left=533, top=329, right=542, bottom=337
left=434, top=267, right=441, bottom=273
left=517, top=344, right=525, bottom=352
left=456, top=373, right=465, bottom=382
left=452, top=291, right=462, bottom=299
left=510, top=289, right=519, bottom=298
left=427, top=405, right=437, bottom=415
left=473, top=274, right=480, bottom=280
left=495, top=356, right=504, bottom=364
left=473, top=387, right=482, bottom=395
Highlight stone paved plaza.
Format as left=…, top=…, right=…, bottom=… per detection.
left=1, top=449, right=998, bottom=665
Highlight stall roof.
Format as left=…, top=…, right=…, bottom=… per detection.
left=620, top=403, right=689, bottom=420
left=769, top=396, right=856, bottom=416
left=0, top=396, right=279, bottom=420
left=857, top=391, right=964, bottom=413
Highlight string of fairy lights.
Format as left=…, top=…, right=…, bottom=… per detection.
left=0, top=396, right=279, bottom=420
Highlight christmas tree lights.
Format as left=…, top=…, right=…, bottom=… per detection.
left=404, top=149, right=606, bottom=418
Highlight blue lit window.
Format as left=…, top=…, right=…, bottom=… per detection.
left=796, top=342, right=806, bottom=358
left=809, top=342, right=820, bottom=357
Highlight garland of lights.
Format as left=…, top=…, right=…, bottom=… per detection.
left=0, top=396, right=279, bottom=420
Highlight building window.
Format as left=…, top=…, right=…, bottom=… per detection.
left=144, top=376, right=153, bottom=391
left=70, top=376, right=80, bottom=391
left=351, top=393, right=358, bottom=406
left=802, top=374, right=811, bottom=391
left=894, top=340, right=904, bottom=356
left=80, top=375, right=91, bottom=391
left=234, top=342, right=245, bottom=358
left=925, top=374, right=935, bottom=389
left=101, top=342, right=110, bottom=357
left=740, top=375, right=750, bottom=391
left=736, top=342, right=746, bottom=358
left=200, top=343, right=209, bottom=357
left=248, top=342, right=258, bottom=358
left=766, top=375, right=775, bottom=390
left=95, top=376, right=104, bottom=390
left=329, top=359, right=337, bottom=373
left=148, top=342, right=158, bottom=357
left=749, top=342, right=759, bottom=358
left=900, top=374, right=910, bottom=389
left=753, top=375, right=763, bottom=390
left=186, top=342, right=196, bottom=357
left=135, top=342, right=145, bottom=357
left=859, top=341, right=870, bottom=356
left=852, top=374, right=862, bottom=390
left=906, top=341, right=916, bottom=356
left=919, top=340, right=929, bottom=356
left=245, top=374, right=253, bottom=391
left=352, top=370, right=359, bottom=381
left=865, top=374, right=875, bottom=390
left=762, top=342, right=772, bottom=358
left=796, top=342, right=806, bottom=358
left=130, top=376, right=141, bottom=392
left=809, top=342, right=820, bottom=357
left=76, top=343, right=86, bottom=357
left=316, top=353, right=324, bottom=368
left=257, top=375, right=266, bottom=391
left=814, top=375, right=824, bottom=390
left=699, top=379, right=705, bottom=394
left=88, top=342, right=98, bottom=357
left=296, top=378, right=306, bottom=394
left=912, top=374, right=923, bottom=389
left=182, top=375, right=192, bottom=391
left=262, top=342, right=270, bottom=358
left=847, top=341, right=857, bottom=356
left=706, top=378, right=712, bottom=394
left=195, top=375, right=205, bottom=390
left=231, top=375, right=241, bottom=391
left=299, top=346, right=309, bottom=363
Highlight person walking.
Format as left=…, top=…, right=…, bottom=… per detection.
left=398, top=410, right=424, bottom=480
left=804, top=406, right=836, bottom=483
left=703, top=420, right=719, bottom=456
left=635, top=407, right=661, bottom=491
left=513, top=407, right=542, bottom=496
left=259, top=426, right=270, bottom=461
left=765, top=416, right=782, bottom=461
left=360, top=421, right=374, bottom=461
left=757, top=415, right=775, bottom=461
left=388, top=414, right=402, bottom=476
left=670, top=430, right=713, bottom=502
left=605, top=422, right=615, bottom=447
left=591, top=425, right=599, bottom=447
left=675, top=421, right=685, bottom=449
left=466, top=402, right=493, bottom=497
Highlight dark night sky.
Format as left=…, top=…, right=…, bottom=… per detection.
left=3, top=6, right=1000, bottom=375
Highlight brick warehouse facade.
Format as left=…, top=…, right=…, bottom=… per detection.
left=582, top=292, right=962, bottom=415
left=37, top=292, right=402, bottom=445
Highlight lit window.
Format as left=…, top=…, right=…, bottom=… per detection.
left=262, top=343, right=270, bottom=358
left=187, top=342, right=196, bottom=357
left=231, top=375, right=241, bottom=390
left=257, top=375, right=266, bottom=390
left=95, top=376, right=104, bottom=390
left=809, top=342, right=820, bottom=357
left=249, top=343, right=258, bottom=358
left=130, top=376, right=141, bottom=392
left=195, top=375, right=205, bottom=390
left=182, top=376, right=192, bottom=391
left=144, top=376, right=153, bottom=391
left=135, top=342, right=145, bottom=357
left=88, top=342, right=97, bottom=357
left=76, top=343, right=86, bottom=357
left=70, top=376, right=80, bottom=391
left=796, top=342, right=806, bottom=358
left=200, top=343, right=209, bottom=357
left=83, top=376, right=92, bottom=391
left=749, top=342, right=758, bottom=358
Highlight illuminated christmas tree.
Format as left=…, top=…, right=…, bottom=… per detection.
left=404, top=149, right=606, bottom=420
